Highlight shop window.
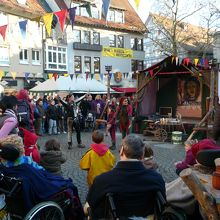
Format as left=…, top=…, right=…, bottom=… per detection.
left=74, top=56, right=81, bottom=73
left=94, top=57, right=100, bottom=73
left=0, top=46, right=9, bottom=66
left=19, top=49, right=28, bottom=64
left=109, top=35, right=116, bottom=47
left=84, top=56, right=91, bottom=73
left=117, top=35, right=124, bottom=48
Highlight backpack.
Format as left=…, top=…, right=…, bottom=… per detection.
left=17, top=100, right=30, bottom=128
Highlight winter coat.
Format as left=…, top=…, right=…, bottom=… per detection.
left=40, top=151, right=66, bottom=175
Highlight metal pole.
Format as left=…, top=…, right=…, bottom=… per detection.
left=107, top=71, right=110, bottom=100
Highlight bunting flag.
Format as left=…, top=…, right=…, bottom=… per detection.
left=51, top=14, right=58, bottom=29
left=100, top=73, right=104, bottom=81
left=91, top=74, right=94, bottom=79
left=109, top=73, right=112, bottom=79
left=64, top=73, right=69, bottom=77
left=43, top=13, right=53, bottom=36
left=95, top=73, right=100, bottom=80
left=4, top=71, right=8, bottom=76
left=53, top=73, right=58, bottom=81
left=86, top=72, right=89, bottom=81
left=76, top=74, right=79, bottom=79
left=24, top=72, right=30, bottom=81
left=145, top=71, right=149, bottom=76
left=48, top=73, right=53, bottom=79
left=0, top=70, right=4, bottom=81
left=123, top=72, right=126, bottom=79
left=94, top=0, right=103, bottom=19
left=18, top=20, right=28, bottom=40
left=11, top=72, right=16, bottom=80
left=194, top=58, right=199, bottom=66
left=126, top=72, right=129, bottom=78
left=102, top=0, right=111, bottom=19
left=54, top=9, right=67, bottom=32
left=80, top=3, right=92, bottom=17
left=69, top=7, right=77, bottom=29
left=0, top=25, right=8, bottom=40
left=70, top=74, right=74, bottom=80
left=149, top=70, right=154, bottom=77
left=134, top=0, right=140, bottom=10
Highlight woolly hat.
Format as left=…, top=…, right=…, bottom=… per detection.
left=19, top=127, right=38, bottom=147
left=0, top=134, right=24, bottom=156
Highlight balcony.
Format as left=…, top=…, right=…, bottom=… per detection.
left=73, top=42, right=102, bottom=51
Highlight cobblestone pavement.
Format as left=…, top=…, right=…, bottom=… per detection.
left=38, top=131, right=185, bottom=204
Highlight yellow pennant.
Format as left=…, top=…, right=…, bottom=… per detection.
left=64, top=73, right=69, bottom=77
left=194, top=58, right=199, bottom=66
left=134, top=0, right=140, bottom=10
left=0, top=70, right=4, bottom=81
left=95, top=73, right=100, bottom=81
left=48, top=73, right=53, bottom=79
left=43, top=13, right=53, bottom=36
left=11, top=71, right=16, bottom=80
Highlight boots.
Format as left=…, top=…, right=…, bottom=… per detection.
left=109, top=142, right=116, bottom=150
left=68, top=142, right=72, bottom=149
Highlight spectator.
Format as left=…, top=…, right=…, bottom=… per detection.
left=175, top=138, right=220, bottom=175
left=0, top=134, right=43, bottom=170
left=40, top=139, right=66, bottom=176
left=80, top=130, right=115, bottom=187
left=56, top=101, right=66, bottom=134
left=85, top=134, right=165, bottom=219
left=143, top=144, right=158, bottom=170
left=0, top=95, right=19, bottom=139
left=92, top=95, right=104, bottom=119
left=46, top=99, right=58, bottom=135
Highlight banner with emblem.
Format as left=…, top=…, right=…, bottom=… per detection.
left=102, top=47, right=133, bottom=59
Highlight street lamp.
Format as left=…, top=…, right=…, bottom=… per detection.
left=105, top=65, right=112, bottom=100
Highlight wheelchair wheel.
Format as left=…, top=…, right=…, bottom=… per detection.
left=23, top=201, right=65, bottom=220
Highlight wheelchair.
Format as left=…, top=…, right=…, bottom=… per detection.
left=0, top=173, right=70, bottom=220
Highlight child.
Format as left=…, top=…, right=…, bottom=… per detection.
left=175, top=138, right=220, bottom=175
left=80, top=130, right=115, bottom=187
left=19, top=127, right=40, bottom=163
left=142, top=144, right=158, bottom=170
left=40, top=139, right=66, bottom=176
left=107, top=104, right=117, bottom=150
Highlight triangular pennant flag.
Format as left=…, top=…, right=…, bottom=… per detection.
left=102, top=0, right=111, bottom=19
left=51, top=14, right=58, bottom=29
left=0, top=70, right=4, bottom=81
left=91, top=74, right=94, bottom=79
left=70, top=74, right=74, bottom=80
left=134, top=0, right=140, bottom=10
left=194, top=58, right=199, bottom=66
left=53, top=73, right=58, bottom=81
left=100, top=73, right=104, bottom=81
left=11, top=71, right=16, bottom=80
left=123, top=72, right=126, bottom=79
left=149, top=70, right=153, bottom=77
left=0, top=25, right=8, bottom=41
left=94, top=0, right=103, bottom=19
left=76, top=74, right=80, bottom=79
left=24, top=72, right=30, bottom=81
left=69, top=7, right=76, bottom=30
left=80, top=3, right=92, bottom=17
left=48, top=73, right=53, bottom=79
left=54, top=9, right=67, bottom=32
left=18, top=20, right=28, bottom=40
left=43, top=13, right=53, bottom=36
left=4, top=71, right=8, bottom=76
left=86, top=72, right=89, bottom=81
left=95, top=73, right=100, bottom=80
left=126, top=72, right=129, bottom=78
left=64, top=73, right=69, bottom=77
left=109, top=73, right=112, bottom=79
left=145, top=71, right=149, bottom=76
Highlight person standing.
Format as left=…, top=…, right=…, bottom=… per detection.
left=46, top=100, right=58, bottom=135
left=60, top=94, right=85, bottom=149
left=56, top=101, right=66, bottom=134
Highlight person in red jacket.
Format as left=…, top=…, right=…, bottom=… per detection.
left=175, top=138, right=220, bottom=175
left=19, top=127, right=40, bottom=163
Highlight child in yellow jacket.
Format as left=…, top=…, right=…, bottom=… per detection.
left=80, top=130, right=115, bottom=187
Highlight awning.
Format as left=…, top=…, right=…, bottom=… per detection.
left=111, top=87, right=136, bottom=93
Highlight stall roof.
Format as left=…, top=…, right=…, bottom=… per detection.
left=111, top=87, right=136, bottom=93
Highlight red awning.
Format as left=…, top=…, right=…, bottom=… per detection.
left=111, top=87, right=136, bottom=93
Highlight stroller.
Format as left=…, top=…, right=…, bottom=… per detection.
left=85, top=113, right=94, bottom=131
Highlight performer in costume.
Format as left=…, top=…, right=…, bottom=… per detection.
left=117, top=97, right=132, bottom=139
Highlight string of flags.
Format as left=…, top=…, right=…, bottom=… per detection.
left=0, top=0, right=111, bottom=40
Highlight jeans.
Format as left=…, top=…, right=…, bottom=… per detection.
left=49, top=119, right=57, bottom=135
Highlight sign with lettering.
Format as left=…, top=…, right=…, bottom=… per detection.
left=102, top=47, right=133, bottom=59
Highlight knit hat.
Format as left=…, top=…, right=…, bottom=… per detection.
left=0, top=134, right=24, bottom=156
left=19, top=127, right=38, bottom=147
left=0, top=144, right=20, bottom=161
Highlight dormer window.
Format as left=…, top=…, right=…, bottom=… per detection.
left=17, top=0, right=27, bottom=5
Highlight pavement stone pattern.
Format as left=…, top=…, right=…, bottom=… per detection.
left=38, top=131, right=185, bottom=204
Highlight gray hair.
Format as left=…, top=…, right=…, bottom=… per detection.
left=123, top=134, right=145, bottom=159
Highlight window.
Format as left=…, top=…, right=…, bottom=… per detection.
left=137, top=39, right=143, bottom=51
left=82, top=31, right=90, bottom=44
left=19, top=49, right=28, bottom=64
left=109, top=35, right=116, bottom=47
left=130, top=38, right=136, bottom=50
left=0, top=46, right=9, bottom=66
left=107, top=10, right=115, bottom=22
left=130, top=38, right=143, bottom=51
left=131, top=60, right=136, bottom=72
left=131, top=60, right=144, bottom=71
left=73, top=29, right=81, bottom=43
left=115, top=11, right=123, bottom=23
left=94, top=57, right=100, bottom=73
left=84, top=56, right=91, bottom=73
left=117, top=35, right=124, bottom=48
left=93, top=32, right=100, bottom=45
left=74, top=56, right=81, bottom=73
left=46, top=46, right=67, bottom=70
left=91, top=6, right=99, bottom=19
left=32, top=49, right=40, bottom=64
left=81, top=6, right=90, bottom=17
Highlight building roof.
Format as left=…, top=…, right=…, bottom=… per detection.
left=0, top=0, right=46, bottom=18
left=56, top=0, right=147, bottom=34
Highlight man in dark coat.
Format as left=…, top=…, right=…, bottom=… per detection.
left=85, top=134, right=166, bottom=219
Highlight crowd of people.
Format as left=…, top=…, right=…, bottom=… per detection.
left=0, top=89, right=220, bottom=219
